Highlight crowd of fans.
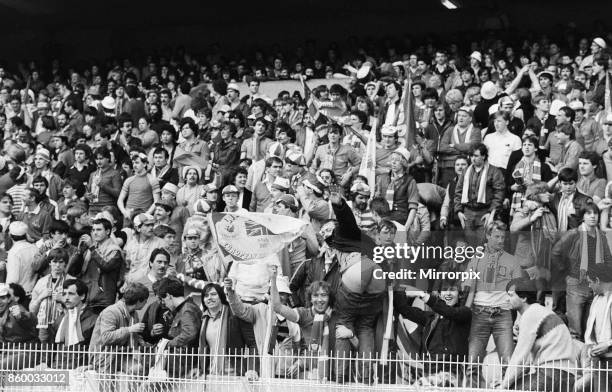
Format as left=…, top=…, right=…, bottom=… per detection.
left=0, top=30, right=611, bottom=392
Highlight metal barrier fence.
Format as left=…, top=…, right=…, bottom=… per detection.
left=0, top=343, right=609, bottom=392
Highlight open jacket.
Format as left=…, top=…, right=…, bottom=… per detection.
left=393, top=293, right=471, bottom=360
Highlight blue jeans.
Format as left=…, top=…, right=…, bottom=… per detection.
left=565, top=277, right=593, bottom=340
left=465, top=306, right=515, bottom=388
left=335, top=284, right=382, bottom=383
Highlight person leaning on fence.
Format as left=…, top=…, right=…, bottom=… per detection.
left=197, top=282, right=238, bottom=377
left=154, top=276, right=202, bottom=377
left=49, top=278, right=98, bottom=369
left=88, top=282, right=149, bottom=374
left=224, top=272, right=302, bottom=379
left=393, top=281, right=471, bottom=386
left=324, top=190, right=385, bottom=383
left=271, top=266, right=340, bottom=381
left=499, top=278, right=576, bottom=392
left=574, top=263, right=612, bottom=392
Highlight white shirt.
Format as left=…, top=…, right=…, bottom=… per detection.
left=483, top=131, right=522, bottom=169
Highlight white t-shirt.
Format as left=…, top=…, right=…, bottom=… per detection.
left=483, top=131, right=522, bottom=169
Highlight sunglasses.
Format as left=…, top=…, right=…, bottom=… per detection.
left=185, top=236, right=199, bottom=240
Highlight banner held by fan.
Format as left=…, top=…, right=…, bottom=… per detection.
left=208, top=212, right=308, bottom=263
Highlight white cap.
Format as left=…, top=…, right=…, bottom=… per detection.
left=9, top=221, right=28, bottom=237
left=593, top=37, right=607, bottom=49
left=480, top=81, right=498, bottom=100
left=227, top=83, right=240, bottom=93
left=101, top=96, right=116, bottom=110
left=549, top=99, right=566, bottom=116
left=569, top=100, right=585, bottom=111
left=470, top=51, right=482, bottom=63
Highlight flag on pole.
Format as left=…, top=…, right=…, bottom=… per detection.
left=208, top=212, right=307, bottom=263
left=403, top=72, right=417, bottom=147
left=359, top=118, right=377, bottom=192
left=605, top=71, right=611, bottom=115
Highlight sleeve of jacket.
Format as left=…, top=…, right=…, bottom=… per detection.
left=489, top=166, right=506, bottom=212
left=227, top=290, right=256, bottom=323
left=331, top=199, right=361, bottom=241
left=289, top=259, right=308, bottom=294
left=426, top=294, right=472, bottom=322
left=437, top=127, right=453, bottom=155
left=414, top=206, right=431, bottom=245
left=551, top=231, right=572, bottom=276
left=406, top=177, right=419, bottom=211
left=454, top=173, right=465, bottom=214
left=99, top=308, right=131, bottom=345
left=92, top=248, right=122, bottom=272
left=393, top=292, right=432, bottom=326
left=440, top=184, right=451, bottom=220
left=167, top=306, right=202, bottom=348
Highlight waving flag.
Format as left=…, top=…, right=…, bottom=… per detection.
left=403, top=72, right=417, bottom=147
left=208, top=212, right=307, bottom=263
left=605, top=71, right=611, bottom=115
left=359, top=118, right=377, bottom=193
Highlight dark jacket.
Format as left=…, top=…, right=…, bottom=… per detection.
left=153, top=166, right=179, bottom=189
left=68, top=245, right=123, bottom=311
left=454, top=164, right=505, bottom=213
left=49, top=306, right=98, bottom=347
left=166, top=297, right=202, bottom=348
left=0, top=304, right=37, bottom=343
left=551, top=228, right=612, bottom=281
left=330, top=198, right=377, bottom=258
left=141, top=300, right=169, bottom=345
left=289, top=256, right=341, bottom=307
left=505, top=153, right=554, bottom=196
left=394, top=293, right=471, bottom=360
left=549, top=190, right=592, bottom=231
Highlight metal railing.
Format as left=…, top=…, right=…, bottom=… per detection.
left=0, top=343, right=609, bottom=392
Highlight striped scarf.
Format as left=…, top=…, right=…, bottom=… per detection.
left=386, top=172, right=405, bottom=210
left=309, top=307, right=332, bottom=353
left=579, top=223, right=604, bottom=281
left=461, top=163, right=489, bottom=205
left=310, top=307, right=333, bottom=380
left=510, top=159, right=541, bottom=216
left=37, top=274, right=66, bottom=329
left=452, top=124, right=473, bottom=146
